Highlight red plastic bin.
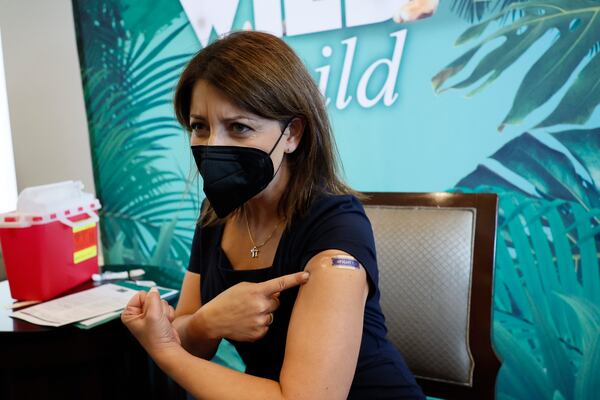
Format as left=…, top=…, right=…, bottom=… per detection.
left=0, top=200, right=101, bottom=301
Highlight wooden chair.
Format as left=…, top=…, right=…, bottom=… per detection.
left=362, top=192, right=500, bottom=399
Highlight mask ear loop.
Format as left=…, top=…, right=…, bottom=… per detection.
left=269, top=119, right=293, bottom=178
left=268, top=119, right=291, bottom=156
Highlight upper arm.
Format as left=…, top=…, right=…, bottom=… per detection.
left=280, top=250, right=369, bottom=400
left=176, top=221, right=204, bottom=318
left=175, top=271, right=202, bottom=317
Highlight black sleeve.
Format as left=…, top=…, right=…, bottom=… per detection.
left=299, top=195, right=379, bottom=298
left=187, top=222, right=203, bottom=274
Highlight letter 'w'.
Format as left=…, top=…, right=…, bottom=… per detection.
left=179, top=0, right=239, bottom=47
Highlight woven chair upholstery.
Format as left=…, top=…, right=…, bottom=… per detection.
left=363, top=192, right=500, bottom=400
left=365, top=206, right=475, bottom=384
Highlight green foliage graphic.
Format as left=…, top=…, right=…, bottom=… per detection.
left=457, top=126, right=600, bottom=399
left=457, top=186, right=600, bottom=399
left=435, top=0, right=600, bottom=130
left=73, top=0, right=246, bottom=371
left=73, top=0, right=197, bottom=278
left=450, top=0, right=527, bottom=22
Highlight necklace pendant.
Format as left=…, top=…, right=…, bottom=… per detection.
left=250, top=246, right=259, bottom=258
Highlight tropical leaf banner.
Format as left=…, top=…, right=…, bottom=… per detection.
left=71, top=0, right=599, bottom=398
left=72, top=0, right=197, bottom=284
left=457, top=127, right=600, bottom=399
left=434, top=0, right=600, bottom=130
left=456, top=184, right=600, bottom=399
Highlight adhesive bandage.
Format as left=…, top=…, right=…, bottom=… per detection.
left=330, top=255, right=360, bottom=270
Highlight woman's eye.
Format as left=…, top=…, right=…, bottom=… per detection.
left=230, top=123, right=252, bottom=134
left=190, top=122, right=208, bottom=135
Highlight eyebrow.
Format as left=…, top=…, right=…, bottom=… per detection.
left=189, top=114, right=257, bottom=122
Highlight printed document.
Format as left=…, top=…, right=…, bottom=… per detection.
left=11, top=283, right=139, bottom=327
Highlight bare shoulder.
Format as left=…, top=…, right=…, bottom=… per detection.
left=303, top=250, right=368, bottom=299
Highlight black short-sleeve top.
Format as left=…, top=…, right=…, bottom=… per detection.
left=188, top=194, right=424, bottom=399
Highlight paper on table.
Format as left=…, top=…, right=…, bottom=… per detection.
left=74, top=282, right=179, bottom=329
left=76, top=310, right=123, bottom=329
left=10, top=283, right=139, bottom=327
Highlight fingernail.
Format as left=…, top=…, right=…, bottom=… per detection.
left=149, top=287, right=159, bottom=293
left=301, top=272, right=310, bottom=280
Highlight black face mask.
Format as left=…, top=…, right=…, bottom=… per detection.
left=191, top=124, right=287, bottom=218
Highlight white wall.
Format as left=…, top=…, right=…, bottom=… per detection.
left=0, top=26, right=18, bottom=214
left=0, top=0, right=95, bottom=196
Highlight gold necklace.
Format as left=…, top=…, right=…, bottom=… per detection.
left=244, top=212, right=282, bottom=258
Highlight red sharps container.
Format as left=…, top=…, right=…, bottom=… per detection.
left=0, top=181, right=101, bottom=301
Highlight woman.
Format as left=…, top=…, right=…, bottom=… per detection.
left=122, top=31, right=425, bottom=399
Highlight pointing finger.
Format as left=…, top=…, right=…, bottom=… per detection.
left=259, top=271, right=309, bottom=296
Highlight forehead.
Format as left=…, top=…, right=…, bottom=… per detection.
left=190, top=80, right=248, bottom=118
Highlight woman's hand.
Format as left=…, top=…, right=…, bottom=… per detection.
left=122, top=288, right=181, bottom=358
left=198, top=271, right=309, bottom=342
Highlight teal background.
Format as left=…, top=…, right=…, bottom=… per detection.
left=72, top=1, right=600, bottom=398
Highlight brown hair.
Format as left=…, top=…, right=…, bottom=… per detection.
left=174, top=31, right=360, bottom=226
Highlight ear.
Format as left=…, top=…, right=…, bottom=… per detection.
left=284, top=117, right=305, bottom=154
